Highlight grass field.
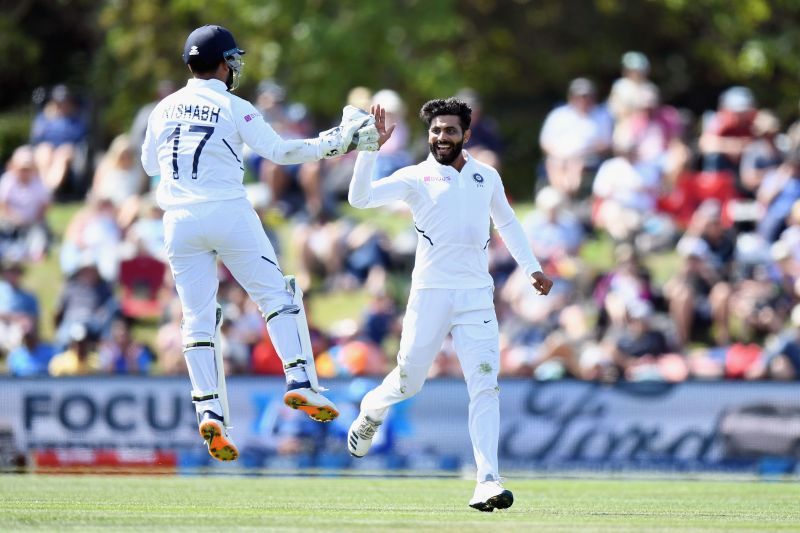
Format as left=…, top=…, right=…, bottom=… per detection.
left=2, top=475, right=799, bottom=531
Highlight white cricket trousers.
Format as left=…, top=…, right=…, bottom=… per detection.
left=361, top=286, right=501, bottom=482
left=163, top=198, right=302, bottom=402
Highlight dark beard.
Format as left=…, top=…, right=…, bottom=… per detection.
left=429, top=139, right=464, bottom=166
left=225, top=69, right=234, bottom=91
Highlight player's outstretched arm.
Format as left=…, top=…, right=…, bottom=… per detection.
left=348, top=105, right=411, bottom=210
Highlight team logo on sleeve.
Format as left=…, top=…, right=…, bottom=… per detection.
left=472, top=173, right=485, bottom=187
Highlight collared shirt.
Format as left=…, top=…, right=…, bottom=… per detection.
left=141, top=78, right=323, bottom=209
left=349, top=150, right=541, bottom=289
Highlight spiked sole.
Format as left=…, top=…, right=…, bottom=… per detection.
left=469, top=490, right=514, bottom=512
left=199, top=419, right=239, bottom=462
left=283, top=392, right=339, bottom=422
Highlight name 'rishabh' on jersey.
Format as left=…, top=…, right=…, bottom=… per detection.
left=141, top=78, right=320, bottom=210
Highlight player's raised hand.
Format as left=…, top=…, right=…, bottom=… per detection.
left=531, top=271, right=553, bottom=296
left=370, top=104, right=396, bottom=148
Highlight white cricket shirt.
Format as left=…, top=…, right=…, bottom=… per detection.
left=141, top=78, right=323, bottom=209
left=349, top=150, right=542, bottom=289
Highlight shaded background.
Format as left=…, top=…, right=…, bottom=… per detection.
left=3, top=0, right=800, bottom=197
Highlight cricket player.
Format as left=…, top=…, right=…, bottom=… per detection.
left=141, top=24, right=379, bottom=461
left=347, top=99, right=553, bottom=511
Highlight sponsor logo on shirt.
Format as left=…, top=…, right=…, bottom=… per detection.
left=244, top=112, right=260, bottom=122
left=423, top=175, right=450, bottom=184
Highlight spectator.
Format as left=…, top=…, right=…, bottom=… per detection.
left=611, top=298, right=688, bottom=382
left=664, top=236, right=728, bottom=347
left=739, top=110, right=783, bottom=197
left=522, top=186, right=585, bottom=274
left=59, top=195, right=123, bottom=281
left=0, top=145, right=51, bottom=262
left=699, top=86, right=757, bottom=177
left=53, top=254, right=118, bottom=350
left=756, top=149, right=800, bottom=243
left=608, top=51, right=659, bottom=122
left=539, top=77, right=613, bottom=198
left=30, top=84, right=90, bottom=196
left=0, top=261, right=40, bottom=354
left=6, top=319, right=55, bottom=377
left=89, top=134, right=147, bottom=219
left=613, top=84, right=683, bottom=177
left=591, top=138, right=659, bottom=244
left=48, top=322, right=102, bottom=376
left=99, top=316, right=155, bottom=374
left=455, top=88, right=504, bottom=168
left=371, top=89, right=413, bottom=180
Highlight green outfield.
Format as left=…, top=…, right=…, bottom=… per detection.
left=2, top=475, right=799, bottom=531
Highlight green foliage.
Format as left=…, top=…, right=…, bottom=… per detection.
left=5, top=0, right=800, bottom=190
left=0, top=109, right=32, bottom=164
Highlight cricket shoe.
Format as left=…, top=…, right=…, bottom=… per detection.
left=198, top=411, right=239, bottom=462
left=469, top=480, right=514, bottom=512
left=347, top=412, right=381, bottom=458
left=283, top=381, right=339, bottom=422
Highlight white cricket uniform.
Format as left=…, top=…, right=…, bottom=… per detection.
left=141, top=78, right=323, bottom=406
left=348, top=150, right=542, bottom=482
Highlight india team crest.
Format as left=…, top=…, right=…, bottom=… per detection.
left=472, top=173, right=484, bottom=187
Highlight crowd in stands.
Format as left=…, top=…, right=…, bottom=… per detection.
left=2, top=52, right=800, bottom=383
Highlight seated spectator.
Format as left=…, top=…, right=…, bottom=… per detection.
left=0, top=145, right=51, bottom=262
left=122, top=196, right=166, bottom=261
left=608, top=51, right=658, bottom=122
left=756, top=148, right=800, bottom=243
left=99, top=315, right=155, bottom=374
left=539, top=77, right=613, bottom=198
left=524, top=186, right=585, bottom=268
left=455, top=88, right=504, bottom=168
left=53, top=255, right=118, bottom=350
left=30, top=84, right=90, bottom=197
left=611, top=298, right=688, bottom=382
left=683, top=199, right=737, bottom=281
left=59, top=195, right=123, bottom=281
left=7, top=319, right=55, bottom=377
left=699, top=86, right=757, bottom=177
left=739, top=110, right=783, bottom=197
left=591, top=243, right=656, bottom=332
left=371, top=89, right=413, bottom=180
left=719, top=234, right=795, bottom=344
left=613, top=84, right=683, bottom=177
left=48, top=323, right=102, bottom=376
left=591, top=139, right=660, bottom=244
left=0, top=261, right=40, bottom=354
left=663, top=236, right=728, bottom=347
left=90, top=134, right=145, bottom=206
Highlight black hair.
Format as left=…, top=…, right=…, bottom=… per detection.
left=419, top=97, right=472, bottom=131
left=188, top=57, right=222, bottom=76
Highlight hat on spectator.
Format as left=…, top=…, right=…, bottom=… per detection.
left=568, top=77, right=596, bottom=97
left=51, top=84, right=71, bottom=103
left=622, top=51, right=650, bottom=73
left=720, top=86, right=755, bottom=113
left=373, top=89, right=406, bottom=115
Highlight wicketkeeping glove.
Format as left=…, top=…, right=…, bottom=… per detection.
left=318, top=105, right=376, bottom=159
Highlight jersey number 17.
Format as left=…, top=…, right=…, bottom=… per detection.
left=167, top=124, right=214, bottom=179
